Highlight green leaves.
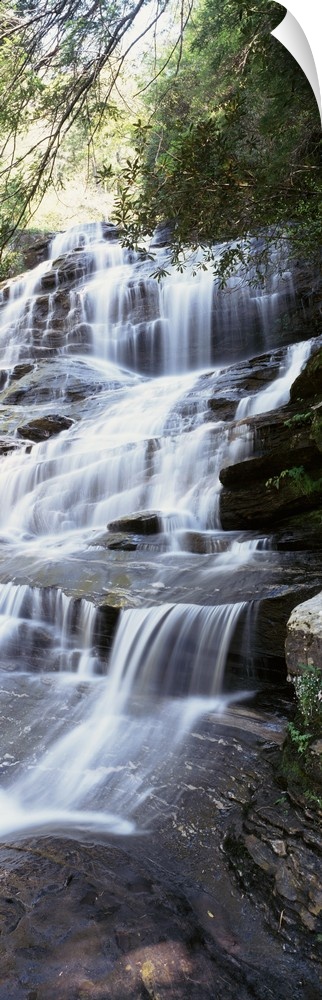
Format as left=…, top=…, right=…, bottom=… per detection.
left=121, top=0, right=321, bottom=277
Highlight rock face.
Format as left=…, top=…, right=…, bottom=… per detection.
left=285, top=592, right=322, bottom=677
left=219, top=342, right=322, bottom=535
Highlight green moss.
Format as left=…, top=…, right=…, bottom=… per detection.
left=266, top=466, right=322, bottom=496
left=311, top=409, right=322, bottom=452
left=284, top=411, right=312, bottom=429
left=279, top=662, right=322, bottom=808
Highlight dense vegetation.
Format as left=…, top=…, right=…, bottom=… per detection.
left=0, top=0, right=321, bottom=277
left=0, top=0, right=183, bottom=258
left=113, top=0, right=321, bottom=277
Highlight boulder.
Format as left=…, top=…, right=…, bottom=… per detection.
left=285, top=592, right=322, bottom=677
left=17, top=414, right=73, bottom=442
left=108, top=511, right=163, bottom=535
left=90, top=531, right=139, bottom=551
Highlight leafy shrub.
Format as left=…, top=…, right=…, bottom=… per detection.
left=293, top=662, right=322, bottom=731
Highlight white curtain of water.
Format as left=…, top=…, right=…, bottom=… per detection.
left=235, top=339, right=313, bottom=419
left=0, top=599, right=245, bottom=839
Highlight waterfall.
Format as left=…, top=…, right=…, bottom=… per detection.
left=0, top=597, right=246, bottom=840
left=0, top=582, right=100, bottom=675
left=235, top=339, right=313, bottom=419
left=0, top=224, right=313, bottom=840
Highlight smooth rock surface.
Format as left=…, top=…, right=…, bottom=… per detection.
left=285, top=592, right=322, bottom=676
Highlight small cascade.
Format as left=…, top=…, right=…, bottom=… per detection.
left=236, top=339, right=313, bottom=419
left=0, top=229, right=298, bottom=374
left=0, top=599, right=246, bottom=840
left=77, top=241, right=297, bottom=375
left=50, top=221, right=106, bottom=258
left=0, top=582, right=99, bottom=675
left=0, top=261, right=49, bottom=365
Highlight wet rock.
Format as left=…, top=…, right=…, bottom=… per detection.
left=0, top=711, right=322, bottom=999
left=108, top=511, right=163, bottom=535
left=272, top=509, right=322, bottom=552
left=219, top=420, right=322, bottom=532
left=1, top=357, right=112, bottom=410
left=218, top=341, right=322, bottom=535
left=207, top=397, right=237, bottom=421
left=291, top=344, right=322, bottom=402
left=56, top=252, right=94, bottom=283
left=220, top=467, right=322, bottom=531
left=0, top=839, right=227, bottom=1000
left=42, top=328, right=66, bottom=348
left=93, top=603, right=122, bottom=655
left=51, top=287, right=71, bottom=313
left=10, top=363, right=34, bottom=381
left=91, top=531, right=139, bottom=551
left=251, top=584, right=322, bottom=669
left=0, top=437, right=21, bottom=456
left=244, top=834, right=279, bottom=874
left=66, top=322, right=93, bottom=351
left=40, top=269, right=58, bottom=290
left=102, top=222, right=120, bottom=241
left=32, top=293, right=50, bottom=321
left=274, top=863, right=301, bottom=902
left=176, top=531, right=234, bottom=555
left=17, top=414, right=74, bottom=442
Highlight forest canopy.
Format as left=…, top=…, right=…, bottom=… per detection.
left=0, top=0, right=321, bottom=276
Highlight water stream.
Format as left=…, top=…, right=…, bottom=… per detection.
left=0, top=224, right=313, bottom=840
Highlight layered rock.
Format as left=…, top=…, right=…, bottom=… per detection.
left=219, top=343, right=322, bottom=535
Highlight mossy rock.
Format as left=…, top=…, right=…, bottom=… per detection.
left=311, top=407, right=322, bottom=452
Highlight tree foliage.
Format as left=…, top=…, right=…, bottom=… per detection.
left=0, top=0, right=189, bottom=255
left=0, top=0, right=321, bottom=278
left=111, top=0, right=321, bottom=277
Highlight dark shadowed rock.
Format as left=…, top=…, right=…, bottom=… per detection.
left=254, top=584, right=322, bottom=664
left=220, top=462, right=322, bottom=531
left=17, top=414, right=74, bottom=442
left=108, top=511, right=163, bottom=535
left=93, top=603, right=122, bottom=656
left=10, top=363, right=34, bottom=381
left=0, top=436, right=22, bottom=456
left=40, top=269, right=58, bottom=290
left=219, top=384, right=322, bottom=533
left=291, top=344, right=322, bottom=402
left=90, top=531, right=139, bottom=551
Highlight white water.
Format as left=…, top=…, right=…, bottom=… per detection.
left=0, top=224, right=314, bottom=839
left=235, top=339, right=313, bottom=419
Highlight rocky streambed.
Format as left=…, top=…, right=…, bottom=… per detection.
left=0, top=707, right=321, bottom=1000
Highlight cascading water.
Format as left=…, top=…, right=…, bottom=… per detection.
left=0, top=223, right=314, bottom=840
